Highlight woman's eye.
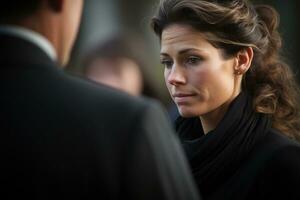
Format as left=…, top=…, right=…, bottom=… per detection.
left=161, top=60, right=173, bottom=69
left=186, top=56, right=201, bottom=65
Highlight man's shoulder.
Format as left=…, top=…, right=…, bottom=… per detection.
left=62, top=74, right=165, bottom=119
left=65, top=74, right=153, bottom=106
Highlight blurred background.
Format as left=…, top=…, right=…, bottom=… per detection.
left=67, top=0, right=300, bottom=110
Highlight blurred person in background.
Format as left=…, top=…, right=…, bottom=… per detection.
left=83, top=35, right=181, bottom=121
left=82, top=35, right=182, bottom=124
left=82, top=35, right=144, bottom=96
left=0, top=0, right=201, bottom=199
left=151, top=0, right=300, bottom=199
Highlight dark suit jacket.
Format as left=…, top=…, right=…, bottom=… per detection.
left=0, top=33, right=200, bottom=199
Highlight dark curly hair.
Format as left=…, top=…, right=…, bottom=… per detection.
left=151, top=0, right=300, bottom=140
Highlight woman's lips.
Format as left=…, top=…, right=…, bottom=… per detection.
left=173, top=93, right=196, bottom=104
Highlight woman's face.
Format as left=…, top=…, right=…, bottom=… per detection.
left=161, top=24, right=241, bottom=117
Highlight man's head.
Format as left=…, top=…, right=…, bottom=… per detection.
left=82, top=36, right=144, bottom=96
left=0, top=0, right=84, bottom=66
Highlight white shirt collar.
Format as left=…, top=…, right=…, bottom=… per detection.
left=0, top=25, right=57, bottom=61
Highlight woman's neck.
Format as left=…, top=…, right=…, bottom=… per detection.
left=200, top=92, right=241, bottom=134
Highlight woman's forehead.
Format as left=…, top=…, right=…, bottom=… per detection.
left=161, top=24, right=213, bottom=54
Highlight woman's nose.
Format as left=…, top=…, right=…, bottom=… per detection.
left=166, top=65, right=186, bottom=86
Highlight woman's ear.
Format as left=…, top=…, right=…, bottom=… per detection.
left=234, top=47, right=253, bottom=75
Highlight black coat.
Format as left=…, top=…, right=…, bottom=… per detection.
left=213, top=130, right=300, bottom=200
left=0, top=33, right=200, bottom=200
left=176, top=92, right=300, bottom=200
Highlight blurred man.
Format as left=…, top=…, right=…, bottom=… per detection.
left=0, top=0, right=200, bottom=199
left=83, top=35, right=144, bottom=96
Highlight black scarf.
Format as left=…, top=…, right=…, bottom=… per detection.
left=175, top=92, right=271, bottom=198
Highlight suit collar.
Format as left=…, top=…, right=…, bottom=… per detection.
left=0, top=26, right=57, bottom=61
left=0, top=33, right=59, bottom=69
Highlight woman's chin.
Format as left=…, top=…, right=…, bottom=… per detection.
left=178, top=109, right=199, bottom=118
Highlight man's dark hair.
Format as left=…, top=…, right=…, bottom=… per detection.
left=0, top=1, right=40, bottom=22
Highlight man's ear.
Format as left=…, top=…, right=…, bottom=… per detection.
left=234, top=47, right=253, bottom=75
left=47, top=0, right=64, bottom=12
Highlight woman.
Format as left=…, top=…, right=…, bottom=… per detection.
left=151, top=0, right=300, bottom=199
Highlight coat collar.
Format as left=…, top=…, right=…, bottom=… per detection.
left=0, top=33, right=58, bottom=69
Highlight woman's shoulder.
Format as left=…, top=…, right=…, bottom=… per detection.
left=239, top=129, right=300, bottom=183
left=247, top=130, right=300, bottom=198
left=257, top=129, right=300, bottom=164
left=251, top=129, right=300, bottom=181
left=263, top=128, right=300, bottom=151
left=269, top=130, right=299, bottom=162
